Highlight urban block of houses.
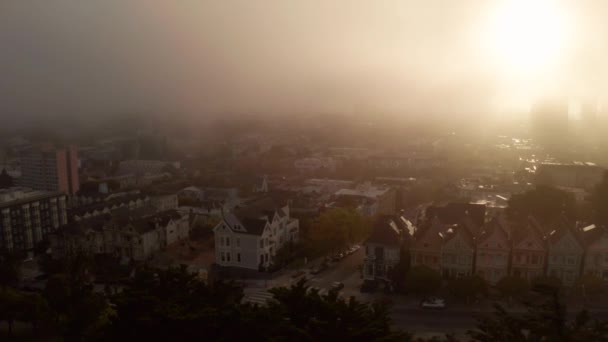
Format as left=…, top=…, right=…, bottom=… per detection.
left=69, top=193, right=151, bottom=222
left=213, top=197, right=299, bottom=271
left=363, top=203, right=608, bottom=287
left=50, top=209, right=190, bottom=261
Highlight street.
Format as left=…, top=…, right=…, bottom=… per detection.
left=243, top=250, right=608, bottom=336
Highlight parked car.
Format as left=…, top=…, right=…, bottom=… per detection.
left=420, top=297, right=446, bottom=310
left=331, top=253, right=344, bottom=262
left=311, top=262, right=329, bottom=275
left=331, top=281, right=345, bottom=291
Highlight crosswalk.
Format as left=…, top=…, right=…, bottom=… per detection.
left=242, top=289, right=275, bottom=306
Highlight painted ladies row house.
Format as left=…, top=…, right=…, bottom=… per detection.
left=366, top=206, right=608, bottom=287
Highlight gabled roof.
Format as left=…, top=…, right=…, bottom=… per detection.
left=367, top=216, right=402, bottom=247
left=413, top=217, right=446, bottom=248
left=547, top=215, right=583, bottom=247
left=240, top=218, right=268, bottom=236
left=477, top=217, right=510, bottom=246
left=442, top=223, right=475, bottom=249
left=512, top=216, right=546, bottom=248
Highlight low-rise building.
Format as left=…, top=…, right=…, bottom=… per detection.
left=363, top=216, right=411, bottom=281
left=410, top=217, right=444, bottom=272
left=0, top=188, right=68, bottom=252
left=50, top=210, right=189, bottom=261
left=440, top=224, right=475, bottom=278
left=582, top=225, right=608, bottom=280
left=213, top=197, right=299, bottom=271
left=475, top=218, right=510, bottom=284
left=334, top=182, right=396, bottom=216
left=546, top=218, right=584, bottom=286
left=510, top=218, right=546, bottom=281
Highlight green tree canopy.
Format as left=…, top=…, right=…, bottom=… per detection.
left=496, top=276, right=529, bottom=299
left=447, top=275, right=488, bottom=302
left=468, top=288, right=608, bottom=341
left=106, top=267, right=408, bottom=341
left=507, top=185, right=576, bottom=224
left=308, top=208, right=370, bottom=254
left=575, top=274, right=606, bottom=296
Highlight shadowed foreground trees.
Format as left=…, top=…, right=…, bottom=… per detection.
left=468, top=287, right=608, bottom=342
left=107, top=266, right=408, bottom=341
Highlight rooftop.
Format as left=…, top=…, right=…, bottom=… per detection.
left=0, top=187, right=63, bottom=207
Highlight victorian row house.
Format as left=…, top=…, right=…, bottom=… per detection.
left=364, top=207, right=608, bottom=286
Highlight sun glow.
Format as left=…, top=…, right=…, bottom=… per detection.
left=483, top=0, right=573, bottom=76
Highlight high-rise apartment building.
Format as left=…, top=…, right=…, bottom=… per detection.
left=0, top=188, right=68, bottom=252
left=19, top=145, right=79, bottom=195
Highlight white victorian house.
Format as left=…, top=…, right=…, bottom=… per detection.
left=213, top=197, right=299, bottom=270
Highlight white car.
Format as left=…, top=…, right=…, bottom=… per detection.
left=420, top=297, right=446, bottom=309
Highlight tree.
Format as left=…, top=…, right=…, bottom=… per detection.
left=507, top=185, right=576, bottom=224
left=19, top=292, right=50, bottom=332
left=308, top=208, right=370, bottom=255
left=591, top=171, right=608, bottom=226
left=575, top=274, right=606, bottom=297
left=468, top=287, right=608, bottom=341
left=447, top=276, right=488, bottom=303
left=0, top=288, right=22, bottom=336
left=530, top=275, right=562, bottom=293
left=267, top=279, right=410, bottom=341
left=404, top=266, right=442, bottom=295
left=0, top=252, right=20, bottom=288
left=496, top=276, right=529, bottom=300
left=106, top=267, right=410, bottom=341
left=388, top=260, right=410, bottom=293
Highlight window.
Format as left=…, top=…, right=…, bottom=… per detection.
left=260, top=255, right=264, bottom=264
left=220, top=237, right=224, bottom=246
left=226, top=253, right=231, bottom=262
left=226, top=237, right=230, bottom=246
left=567, top=256, right=575, bottom=265
left=237, top=253, right=241, bottom=262
left=236, top=238, right=240, bottom=247
left=220, top=252, right=225, bottom=262
left=531, top=255, right=538, bottom=265
left=265, top=254, right=269, bottom=262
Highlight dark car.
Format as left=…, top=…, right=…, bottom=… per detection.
left=420, top=297, right=446, bottom=309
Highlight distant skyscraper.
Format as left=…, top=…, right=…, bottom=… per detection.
left=580, top=102, right=597, bottom=127
left=530, top=101, right=569, bottom=145
left=19, top=145, right=80, bottom=195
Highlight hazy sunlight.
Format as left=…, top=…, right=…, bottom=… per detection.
left=484, top=0, right=572, bottom=77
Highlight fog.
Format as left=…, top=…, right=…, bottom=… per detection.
left=1, top=0, right=607, bottom=124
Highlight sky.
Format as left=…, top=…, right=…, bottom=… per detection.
left=1, top=0, right=607, bottom=125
